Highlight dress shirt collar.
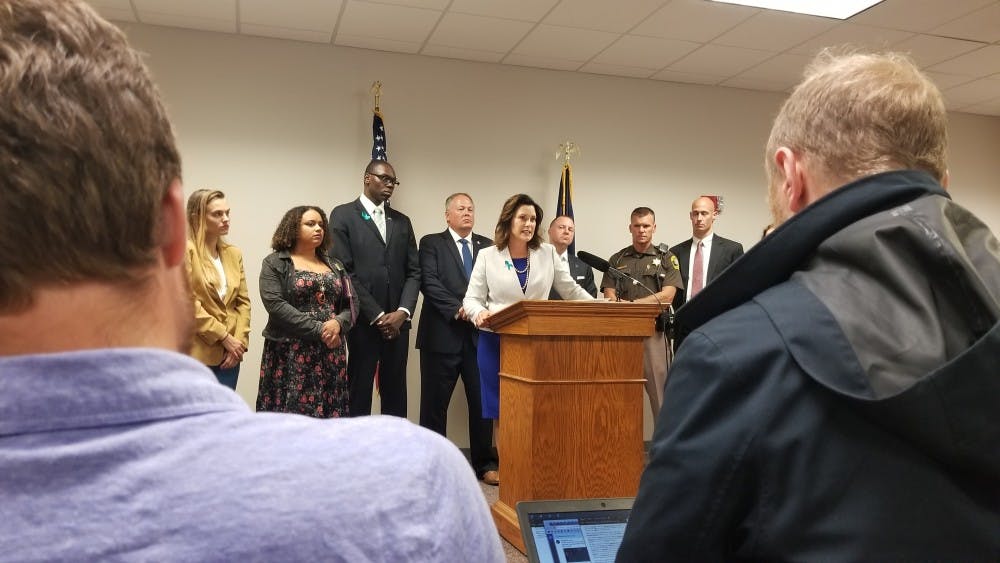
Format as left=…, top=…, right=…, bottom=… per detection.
left=448, top=227, right=474, bottom=244
left=359, top=194, right=385, bottom=216
left=693, top=232, right=715, bottom=249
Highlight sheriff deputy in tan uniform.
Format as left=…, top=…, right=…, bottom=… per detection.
left=601, top=206, right=683, bottom=424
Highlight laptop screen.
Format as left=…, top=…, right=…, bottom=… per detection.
left=517, top=499, right=633, bottom=563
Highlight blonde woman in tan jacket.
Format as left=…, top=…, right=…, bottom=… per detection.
left=185, top=189, right=251, bottom=389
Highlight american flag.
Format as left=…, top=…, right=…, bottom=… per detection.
left=556, top=163, right=576, bottom=254
left=372, top=110, right=387, bottom=160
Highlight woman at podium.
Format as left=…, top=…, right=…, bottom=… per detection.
left=463, top=193, right=594, bottom=483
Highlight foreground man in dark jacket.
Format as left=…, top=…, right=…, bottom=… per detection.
left=618, top=50, right=1000, bottom=561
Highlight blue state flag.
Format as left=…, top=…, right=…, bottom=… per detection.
left=372, top=110, right=387, bottom=161
left=556, top=163, right=575, bottom=254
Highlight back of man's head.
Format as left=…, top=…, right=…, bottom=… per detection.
left=765, top=50, right=947, bottom=189
left=0, top=0, right=182, bottom=313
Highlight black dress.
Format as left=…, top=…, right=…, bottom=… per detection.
left=257, top=270, right=350, bottom=417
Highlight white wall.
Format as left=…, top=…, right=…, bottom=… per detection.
left=120, top=23, right=1000, bottom=444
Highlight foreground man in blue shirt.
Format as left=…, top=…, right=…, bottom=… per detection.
left=0, top=2, right=503, bottom=561
left=618, top=50, right=1000, bottom=561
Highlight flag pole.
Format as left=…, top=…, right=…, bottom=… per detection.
left=555, top=140, right=580, bottom=254
left=370, top=80, right=382, bottom=114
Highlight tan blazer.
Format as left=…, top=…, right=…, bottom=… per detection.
left=186, top=240, right=251, bottom=365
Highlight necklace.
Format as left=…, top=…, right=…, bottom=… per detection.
left=512, top=255, right=529, bottom=274
left=512, top=255, right=530, bottom=291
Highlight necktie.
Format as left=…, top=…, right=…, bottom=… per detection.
left=372, top=207, right=386, bottom=240
left=460, top=238, right=473, bottom=278
left=690, top=241, right=705, bottom=297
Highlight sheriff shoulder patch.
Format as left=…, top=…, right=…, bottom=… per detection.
left=670, top=255, right=680, bottom=270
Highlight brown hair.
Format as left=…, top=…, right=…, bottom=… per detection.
left=493, top=194, right=543, bottom=250
left=271, top=206, right=332, bottom=256
left=186, top=189, right=229, bottom=286
left=765, top=49, right=948, bottom=188
left=630, top=207, right=656, bottom=221
left=0, top=0, right=182, bottom=312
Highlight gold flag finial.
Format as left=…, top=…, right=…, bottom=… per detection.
left=370, top=81, right=383, bottom=113
left=556, top=140, right=580, bottom=164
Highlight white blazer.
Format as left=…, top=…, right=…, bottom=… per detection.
left=463, top=242, right=594, bottom=322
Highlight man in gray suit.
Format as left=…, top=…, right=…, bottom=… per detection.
left=547, top=215, right=597, bottom=299
left=329, top=160, right=421, bottom=417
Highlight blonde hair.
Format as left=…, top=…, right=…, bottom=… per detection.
left=766, top=49, right=948, bottom=188
left=186, top=189, right=228, bottom=287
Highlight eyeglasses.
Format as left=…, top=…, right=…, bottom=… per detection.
left=368, top=173, right=400, bottom=187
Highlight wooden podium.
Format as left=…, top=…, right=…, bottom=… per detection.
left=486, top=300, right=660, bottom=551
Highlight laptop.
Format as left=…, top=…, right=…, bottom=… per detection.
left=516, top=498, right=634, bottom=563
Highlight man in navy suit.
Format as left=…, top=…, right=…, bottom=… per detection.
left=416, top=193, right=498, bottom=485
left=330, top=160, right=421, bottom=417
left=670, top=196, right=744, bottom=311
left=547, top=215, right=598, bottom=299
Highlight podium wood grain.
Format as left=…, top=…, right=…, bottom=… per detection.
left=485, top=301, right=659, bottom=552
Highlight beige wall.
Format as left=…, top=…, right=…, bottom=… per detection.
left=120, top=23, right=1000, bottom=443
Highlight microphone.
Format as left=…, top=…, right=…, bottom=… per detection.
left=577, top=251, right=661, bottom=306
left=656, top=242, right=670, bottom=254
left=578, top=250, right=675, bottom=338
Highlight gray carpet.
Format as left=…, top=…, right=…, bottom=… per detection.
left=479, top=481, right=528, bottom=563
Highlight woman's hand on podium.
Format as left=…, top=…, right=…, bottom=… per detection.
left=474, top=310, right=493, bottom=328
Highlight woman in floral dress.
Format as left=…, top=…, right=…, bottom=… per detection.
left=257, top=206, right=357, bottom=417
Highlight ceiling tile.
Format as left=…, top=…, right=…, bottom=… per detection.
left=426, top=12, right=533, bottom=53
left=734, top=53, right=811, bottom=88
left=712, top=10, right=837, bottom=52
left=337, top=0, right=440, bottom=44
left=134, top=0, right=235, bottom=20
left=512, top=24, right=620, bottom=62
left=667, top=43, right=773, bottom=76
left=632, top=0, right=757, bottom=42
left=850, top=0, right=994, bottom=33
left=420, top=44, right=505, bottom=63
left=502, top=53, right=582, bottom=71
left=650, top=68, right=725, bottom=85
left=892, top=34, right=985, bottom=68
left=928, top=44, right=1000, bottom=76
left=366, top=0, right=449, bottom=9
left=449, top=0, right=559, bottom=22
left=928, top=2, right=1000, bottom=43
left=788, top=23, right=913, bottom=56
left=92, top=7, right=137, bottom=23
left=139, top=12, right=237, bottom=33
left=335, top=34, right=422, bottom=54
left=543, top=0, right=666, bottom=33
left=88, top=0, right=134, bottom=8
left=240, top=0, right=342, bottom=32
left=591, top=35, right=700, bottom=69
left=719, top=76, right=790, bottom=92
left=958, top=97, right=1000, bottom=116
left=942, top=76, right=1000, bottom=105
left=241, top=24, right=333, bottom=43
left=924, top=71, right=978, bottom=90
left=579, top=62, right=656, bottom=78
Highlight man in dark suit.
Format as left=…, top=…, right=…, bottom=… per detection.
left=670, top=196, right=744, bottom=310
left=416, top=193, right=498, bottom=485
left=330, top=159, right=420, bottom=417
left=547, top=215, right=598, bottom=299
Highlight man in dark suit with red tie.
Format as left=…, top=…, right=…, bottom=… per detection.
left=330, top=159, right=421, bottom=417
left=416, top=193, right=498, bottom=485
left=670, top=196, right=744, bottom=311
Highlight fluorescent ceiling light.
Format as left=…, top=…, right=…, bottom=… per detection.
left=709, top=0, right=884, bottom=20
